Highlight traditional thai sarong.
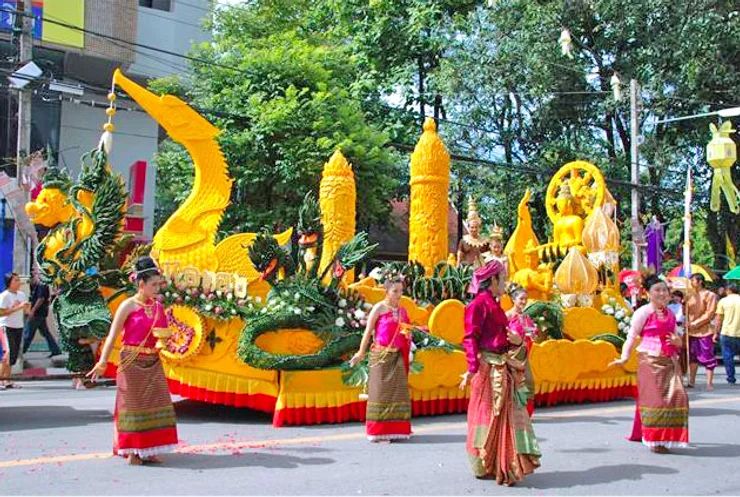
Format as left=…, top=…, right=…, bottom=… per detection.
left=688, top=335, right=717, bottom=369
left=113, top=301, right=178, bottom=457
left=507, top=313, right=537, bottom=416
left=627, top=304, right=688, bottom=448
left=685, top=288, right=718, bottom=370
left=466, top=348, right=540, bottom=484
left=629, top=353, right=689, bottom=448
left=365, top=308, right=411, bottom=441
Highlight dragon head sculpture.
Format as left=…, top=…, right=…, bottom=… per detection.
left=25, top=167, right=75, bottom=227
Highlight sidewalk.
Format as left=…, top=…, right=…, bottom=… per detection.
left=12, top=351, right=75, bottom=381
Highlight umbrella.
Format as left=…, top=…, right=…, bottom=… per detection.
left=724, top=266, right=740, bottom=280
left=668, top=264, right=716, bottom=282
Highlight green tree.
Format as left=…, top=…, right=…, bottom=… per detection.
left=434, top=0, right=739, bottom=267
left=154, top=14, right=401, bottom=236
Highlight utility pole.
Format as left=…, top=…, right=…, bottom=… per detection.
left=629, top=79, right=641, bottom=271
left=12, top=0, right=33, bottom=279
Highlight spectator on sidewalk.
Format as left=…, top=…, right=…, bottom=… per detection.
left=714, top=282, right=740, bottom=385
left=685, top=274, right=718, bottom=390
left=22, top=271, right=62, bottom=358
left=0, top=323, right=10, bottom=388
left=0, top=273, right=31, bottom=388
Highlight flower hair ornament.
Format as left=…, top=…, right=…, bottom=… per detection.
left=506, top=281, right=526, bottom=299
left=129, top=260, right=162, bottom=283
left=377, top=265, right=404, bottom=285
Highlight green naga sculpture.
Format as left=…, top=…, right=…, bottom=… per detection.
left=25, top=149, right=128, bottom=373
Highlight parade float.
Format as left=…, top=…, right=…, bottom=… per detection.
left=25, top=69, right=637, bottom=426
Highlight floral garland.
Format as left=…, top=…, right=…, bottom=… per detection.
left=601, top=296, right=632, bottom=336
left=160, top=280, right=256, bottom=321
left=165, top=307, right=196, bottom=356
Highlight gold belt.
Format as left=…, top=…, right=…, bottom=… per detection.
left=372, top=344, right=399, bottom=353
left=121, top=344, right=159, bottom=355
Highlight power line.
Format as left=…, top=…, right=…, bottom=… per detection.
left=390, top=141, right=683, bottom=198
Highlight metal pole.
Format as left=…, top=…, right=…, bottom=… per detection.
left=10, top=0, right=33, bottom=374
left=12, top=0, right=33, bottom=278
left=630, top=79, right=641, bottom=270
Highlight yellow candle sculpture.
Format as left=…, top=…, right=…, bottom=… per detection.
left=554, top=247, right=599, bottom=307
left=319, top=150, right=357, bottom=284
left=707, top=121, right=739, bottom=213
left=582, top=206, right=620, bottom=268
left=408, top=118, right=451, bottom=275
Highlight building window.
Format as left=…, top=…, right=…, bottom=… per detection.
left=139, top=0, right=172, bottom=11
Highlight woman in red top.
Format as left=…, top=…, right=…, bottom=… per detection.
left=460, top=260, right=540, bottom=485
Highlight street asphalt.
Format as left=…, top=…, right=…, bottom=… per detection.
left=1, top=369, right=739, bottom=496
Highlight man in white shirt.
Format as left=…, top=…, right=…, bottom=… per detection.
left=0, top=273, right=31, bottom=378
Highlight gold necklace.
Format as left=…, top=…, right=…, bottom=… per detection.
left=134, top=295, right=155, bottom=318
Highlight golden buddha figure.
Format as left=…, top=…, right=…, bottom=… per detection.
left=511, top=240, right=553, bottom=301
left=552, top=182, right=585, bottom=250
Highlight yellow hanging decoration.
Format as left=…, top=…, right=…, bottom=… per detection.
left=707, top=121, right=739, bottom=213
left=98, top=88, right=117, bottom=154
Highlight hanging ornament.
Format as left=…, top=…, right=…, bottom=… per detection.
left=559, top=29, right=574, bottom=59
left=98, top=87, right=117, bottom=155
left=706, top=121, right=739, bottom=213
left=610, top=73, right=622, bottom=102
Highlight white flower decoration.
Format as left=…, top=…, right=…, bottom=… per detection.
left=204, top=304, right=213, bottom=311
left=227, top=293, right=234, bottom=301
left=335, top=317, right=346, bottom=327
left=294, top=308, right=302, bottom=315
left=354, top=309, right=366, bottom=319
left=338, top=299, right=347, bottom=308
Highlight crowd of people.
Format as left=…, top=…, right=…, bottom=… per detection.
left=0, top=270, right=61, bottom=389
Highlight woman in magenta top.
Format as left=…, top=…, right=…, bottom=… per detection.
left=460, top=260, right=540, bottom=485
left=88, top=256, right=178, bottom=465
left=610, top=274, right=688, bottom=453
left=350, top=274, right=412, bottom=442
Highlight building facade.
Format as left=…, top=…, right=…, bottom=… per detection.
left=0, top=0, right=211, bottom=266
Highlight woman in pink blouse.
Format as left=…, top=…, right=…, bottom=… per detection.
left=350, top=275, right=412, bottom=442
left=506, top=285, right=537, bottom=416
left=88, top=256, right=178, bottom=465
left=610, top=274, right=688, bottom=453
left=460, top=260, right=540, bottom=485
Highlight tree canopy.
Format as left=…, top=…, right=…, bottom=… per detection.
left=153, top=0, right=739, bottom=268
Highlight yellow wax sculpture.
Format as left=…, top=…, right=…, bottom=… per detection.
left=408, top=118, right=451, bottom=275
left=707, top=121, right=739, bottom=213
left=319, top=150, right=357, bottom=284
left=554, top=247, right=599, bottom=296
left=112, top=69, right=291, bottom=279
left=582, top=205, right=620, bottom=266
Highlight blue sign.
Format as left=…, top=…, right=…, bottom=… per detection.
left=0, top=1, right=43, bottom=40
